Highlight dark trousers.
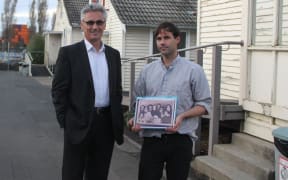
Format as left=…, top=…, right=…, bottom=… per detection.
left=139, top=134, right=193, bottom=180
left=62, top=109, right=114, bottom=180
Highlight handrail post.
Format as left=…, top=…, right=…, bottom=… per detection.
left=147, top=58, right=153, bottom=64
left=208, top=46, right=222, bottom=156
left=129, top=62, right=136, bottom=111
left=196, top=49, right=203, bottom=66
left=193, top=49, right=204, bottom=156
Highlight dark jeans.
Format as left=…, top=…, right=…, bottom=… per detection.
left=62, top=110, right=114, bottom=180
left=139, top=133, right=193, bottom=180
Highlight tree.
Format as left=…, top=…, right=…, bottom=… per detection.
left=37, top=0, right=48, bottom=34
left=29, top=0, right=37, bottom=38
left=1, top=0, right=18, bottom=50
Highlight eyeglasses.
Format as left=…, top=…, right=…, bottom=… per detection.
left=83, top=20, right=105, bottom=26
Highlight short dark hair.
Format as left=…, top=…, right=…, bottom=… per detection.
left=154, top=22, right=180, bottom=38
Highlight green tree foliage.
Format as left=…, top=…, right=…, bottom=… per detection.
left=27, top=34, right=44, bottom=64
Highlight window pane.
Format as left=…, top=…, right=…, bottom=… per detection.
left=253, top=0, right=274, bottom=46
left=280, top=0, right=288, bottom=45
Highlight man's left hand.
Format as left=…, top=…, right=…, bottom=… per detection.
left=166, top=115, right=183, bottom=133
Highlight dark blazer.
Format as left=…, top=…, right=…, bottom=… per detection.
left=51, top=40, right=124, bottom=145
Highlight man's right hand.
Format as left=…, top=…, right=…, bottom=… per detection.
left=127, top=118, right=142, bottom=132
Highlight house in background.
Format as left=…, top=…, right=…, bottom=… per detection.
left=44, top=0, right=198, bottom=92
left=196, top=0, right=288, bottom=144
left=191, top=0, right=288, bottom=179
left=44, top=0, right=88, bottom=71
left=43, top=0, right=288, bottom=178
left=107, top=0, right=197, bottom=92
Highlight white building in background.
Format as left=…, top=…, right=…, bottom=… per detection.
left=197, top=0, right=288, bottom=141
left=44, top=0, right=198, bottom=93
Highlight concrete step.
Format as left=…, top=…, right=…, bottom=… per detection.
left=191, top=156, right=256, bottom=180
left=231, top=133, right=274, bottom=163
left=213, top=144, right=274, bottom=180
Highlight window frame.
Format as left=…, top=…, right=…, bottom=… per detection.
left=250, top=0, right=287, bottom=46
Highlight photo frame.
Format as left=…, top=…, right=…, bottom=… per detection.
left=134, top=96, right=177, bottom=129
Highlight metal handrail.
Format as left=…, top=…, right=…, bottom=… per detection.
left=26, top=51, right=34, bottom=62
left=23, top=51, right=34, bottom=76
left=122, top=41, right=243, bottom=63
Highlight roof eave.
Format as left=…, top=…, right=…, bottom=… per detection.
left=125, top=23, right=196, bottom=30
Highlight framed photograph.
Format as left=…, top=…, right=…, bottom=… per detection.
left=134, top=96, right=177, bottom=129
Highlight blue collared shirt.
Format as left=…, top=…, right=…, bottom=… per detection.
left=133, top=55, right=211, bottom=140
left=84, top=39, right=110, bottom=107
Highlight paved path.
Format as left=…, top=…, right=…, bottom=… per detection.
left=0, top=71, right=140, bottom=180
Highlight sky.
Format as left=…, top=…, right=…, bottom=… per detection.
left=0, top=0, right=58, bottom=34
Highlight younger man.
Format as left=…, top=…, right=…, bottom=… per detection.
left=129, top=22, right=211, bottom=180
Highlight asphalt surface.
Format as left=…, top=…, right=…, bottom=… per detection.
left=0, top=71, right=140, bottom=180
left=0, top=71, right=203, bottom=180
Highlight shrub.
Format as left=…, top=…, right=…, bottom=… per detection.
left=27, top=34, right=45, bottom=64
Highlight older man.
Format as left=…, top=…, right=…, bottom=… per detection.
left=51, top=3, right=123, bottom=180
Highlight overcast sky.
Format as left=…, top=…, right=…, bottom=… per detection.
left=0, top=0, right=57, bottom=34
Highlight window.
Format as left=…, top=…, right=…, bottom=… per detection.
left=252, top=0, right=273, bottom=46
left=251, top=0, right=288, bottom=46
left=280, top=0, right=288, bottom=45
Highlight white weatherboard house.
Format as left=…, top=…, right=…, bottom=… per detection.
left=44, top=0, right=198, bottom=93
left=191, top=0, right=288, bottom=179
left=197, top=0, right=288, bottom=143
left=44, top=0, right=88, bottom=72
left=44, top=0, right=288, bottom=179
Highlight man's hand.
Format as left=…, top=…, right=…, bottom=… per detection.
left=166, top=115, right=184, bottom=133
left=166, top=105, right=207, bottom=133
left=127, top=118, right=142, bottom=132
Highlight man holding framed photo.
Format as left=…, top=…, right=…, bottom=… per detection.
left=128, top=22, right=211, bottom=180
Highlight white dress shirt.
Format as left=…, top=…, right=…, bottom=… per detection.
left=84, top=39, right=110, bottom=107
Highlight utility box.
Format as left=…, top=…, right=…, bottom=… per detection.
left=272, top=127, right=288, bottom=180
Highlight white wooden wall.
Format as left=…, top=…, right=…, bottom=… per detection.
left=44, top=33, right=62, bottom=66
left=106, top=0, right=124, bottom=56
left=197, top=0, right=242, bottom=100
left=71, top=29, right=83, bottom=44
left=241, top=0, right=288, bottom=141
left=121, top=27, right=150, bottom=92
